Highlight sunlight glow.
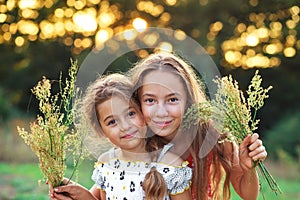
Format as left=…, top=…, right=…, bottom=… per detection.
left=132, top=18, right=147, bottom=32
left=73, top=11, right=97, bottom=32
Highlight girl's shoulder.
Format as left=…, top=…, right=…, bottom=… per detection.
left=159, top=151, right=184, bottom=166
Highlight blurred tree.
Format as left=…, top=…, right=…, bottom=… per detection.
left=0, top=0, right=299, bottom=132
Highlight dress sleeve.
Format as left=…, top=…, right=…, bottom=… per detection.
left=165, top=162, right=193, bottom=195
left=91, top=162, right=106, bottom=190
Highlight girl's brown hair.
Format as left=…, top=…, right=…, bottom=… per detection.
left=82, top=73, right=168, bottom=200
left=128, top=51, right=232, bottom=200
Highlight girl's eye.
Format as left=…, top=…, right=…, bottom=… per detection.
left=144, top=98, right=154, bottom=103
left=169, top=97, right=179, bottom=102
left=128, top=110, right=136, bottom=117
left=107, top=119, right=116, bottom=126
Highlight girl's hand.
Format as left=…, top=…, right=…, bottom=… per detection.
left=239, top=133, right=267, bottom=171
left=48, top=178, right=97, bottom=200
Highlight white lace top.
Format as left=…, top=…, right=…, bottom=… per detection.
left=91, top=143, right=192, bottom=200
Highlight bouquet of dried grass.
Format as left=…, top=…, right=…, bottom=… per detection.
left=17, top=60, right=87, bottom=188
left=184, top=70, right=281, bottom=195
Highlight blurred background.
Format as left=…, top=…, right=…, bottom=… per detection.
left=0, top=0, right=299, bottom=199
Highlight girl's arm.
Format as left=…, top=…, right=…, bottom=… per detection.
left=225, top=133, right=267, bottom=200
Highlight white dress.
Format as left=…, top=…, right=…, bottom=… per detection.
left=91, top=143, right=192, bottom=200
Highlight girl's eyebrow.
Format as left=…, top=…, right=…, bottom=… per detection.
left=141, top=92, right=182, bottom=98
left=103, top=106, right=134, bottom=123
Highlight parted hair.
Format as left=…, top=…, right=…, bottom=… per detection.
left=128, top=51, right=232, bottom=200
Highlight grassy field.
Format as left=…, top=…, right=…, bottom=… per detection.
left=1, top=160, right=299, bottom=200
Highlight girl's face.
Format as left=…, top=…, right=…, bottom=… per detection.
left=139, top=70, right=187, bottom=141
left=96, top=96, right=147, bottom=152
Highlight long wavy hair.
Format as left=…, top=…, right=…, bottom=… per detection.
left=128, top=51, right=232, bottom=200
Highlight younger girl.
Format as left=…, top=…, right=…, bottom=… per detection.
left=50, top=73, right=192, bottom=200
left=128, top=51, right=267, bottom=200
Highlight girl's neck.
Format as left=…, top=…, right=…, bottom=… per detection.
left=118, top=149, right=151, bottom=162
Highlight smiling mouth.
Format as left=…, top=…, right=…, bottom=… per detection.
left=121, top=131, right=137, bottom=139
left=153, top=120, right=172, bottom=128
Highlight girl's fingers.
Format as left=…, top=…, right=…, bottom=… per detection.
left=249, top=146, right=267, bottom=161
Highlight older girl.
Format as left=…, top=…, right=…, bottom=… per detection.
left=128, top=51, right=267, bottom=200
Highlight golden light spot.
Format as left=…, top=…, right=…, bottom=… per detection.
left=246, top=54, right=269, bottom=68
left=143, top=32, right=159, bottom=46
left=283, top=47, right=296, bottom=57
left=21, top=9, right=38, bottom=19
left=269, top=57, right=281, bottom=67
left=96, top=29, right=110, bottom=43
left=40, top=20, right=55, bottom=38
left=73, top=11, right=97, bottom=32
left=74, top=38, right=82, bottom=48
left=246, top=49, right=255, bottom=56
left=88, top=0, right=101, bottom=4
left=98, top=12, right=115, bottom=28
left=28, top=34, right=37, bottom=41
left=55, top=21, right=66, bottom=36
left=157, top=42, right=173, bottom=52
left=206, top=46, right=216, bottom=55
left=0, top=14, right=7, bottom=23
left=236, top=23, right=246, bottom=33
left=137, top=49, right=149, bottom=58
left=265, top=44, right=278, bottom=54
left=0, top=5, right=7, bottom=13
left=165, top=0, right=177, bottom=6
left=152, top=5, right=164, bottom=17
left=246, top=34, right=259, bottom=46
left=257, top=27, right=269, bottom=38
left=44, top=0, right=54, bottom=8
left=174, top=29, right=186, bottom=41
left=123, top=29, right=137, bottom=40
left=64, top=37, right=73, bottom=46
left=18, top=0, right=39, bottom=9
left=132, top=17, right=147, bottom=32
left=18, top=20, right=39, bottom=35
left=286, top=19, right=296, bottom=29
left=15, top=36, right=25, bottom=47
left=160, top=12, right=171, bottom=22
left=55, top=8, right=65, bottom=18
left=64, top=20, right=74, bottom=31
left=225, top=51, right=241, bottom=64
left=6, top=0, right=16, bottom=11
left=10, top=23, right=18, bottom=34
left=270, top=21, right=282, bottom=31
left=67, top=0, right=76, bottom=7
left=64, top=8, right=74, bottom=18
left=289, top=6, right=300, bottom=16
left=3, top=32, right=11, bottom=41
left=286, top=35, right=296, bottom=46
left=210, top=21, right=223, bottom=32
left=82, top=38, right=92, bottom=48
left=74, top=0, right=85, bottom=10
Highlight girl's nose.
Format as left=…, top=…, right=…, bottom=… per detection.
left=119, top=119, right=131, bottom=131
left=155, top=103, right=168, bottom=117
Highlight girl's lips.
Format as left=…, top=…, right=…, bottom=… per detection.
left=121, top=131, right=137, bottom=139
left=153, top=120, right=173, bottom=128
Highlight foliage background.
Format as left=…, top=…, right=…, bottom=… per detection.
left=0, top=0, right=299, bottom=199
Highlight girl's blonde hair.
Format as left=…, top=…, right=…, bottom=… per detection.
left=82, top=73, right=168, bottom=200
left=129, top=51, right=232, bottom=200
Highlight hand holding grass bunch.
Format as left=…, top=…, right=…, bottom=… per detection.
left=17, top=60, right=87, bottom=188
left=185, top=70, right=281, bottom=195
